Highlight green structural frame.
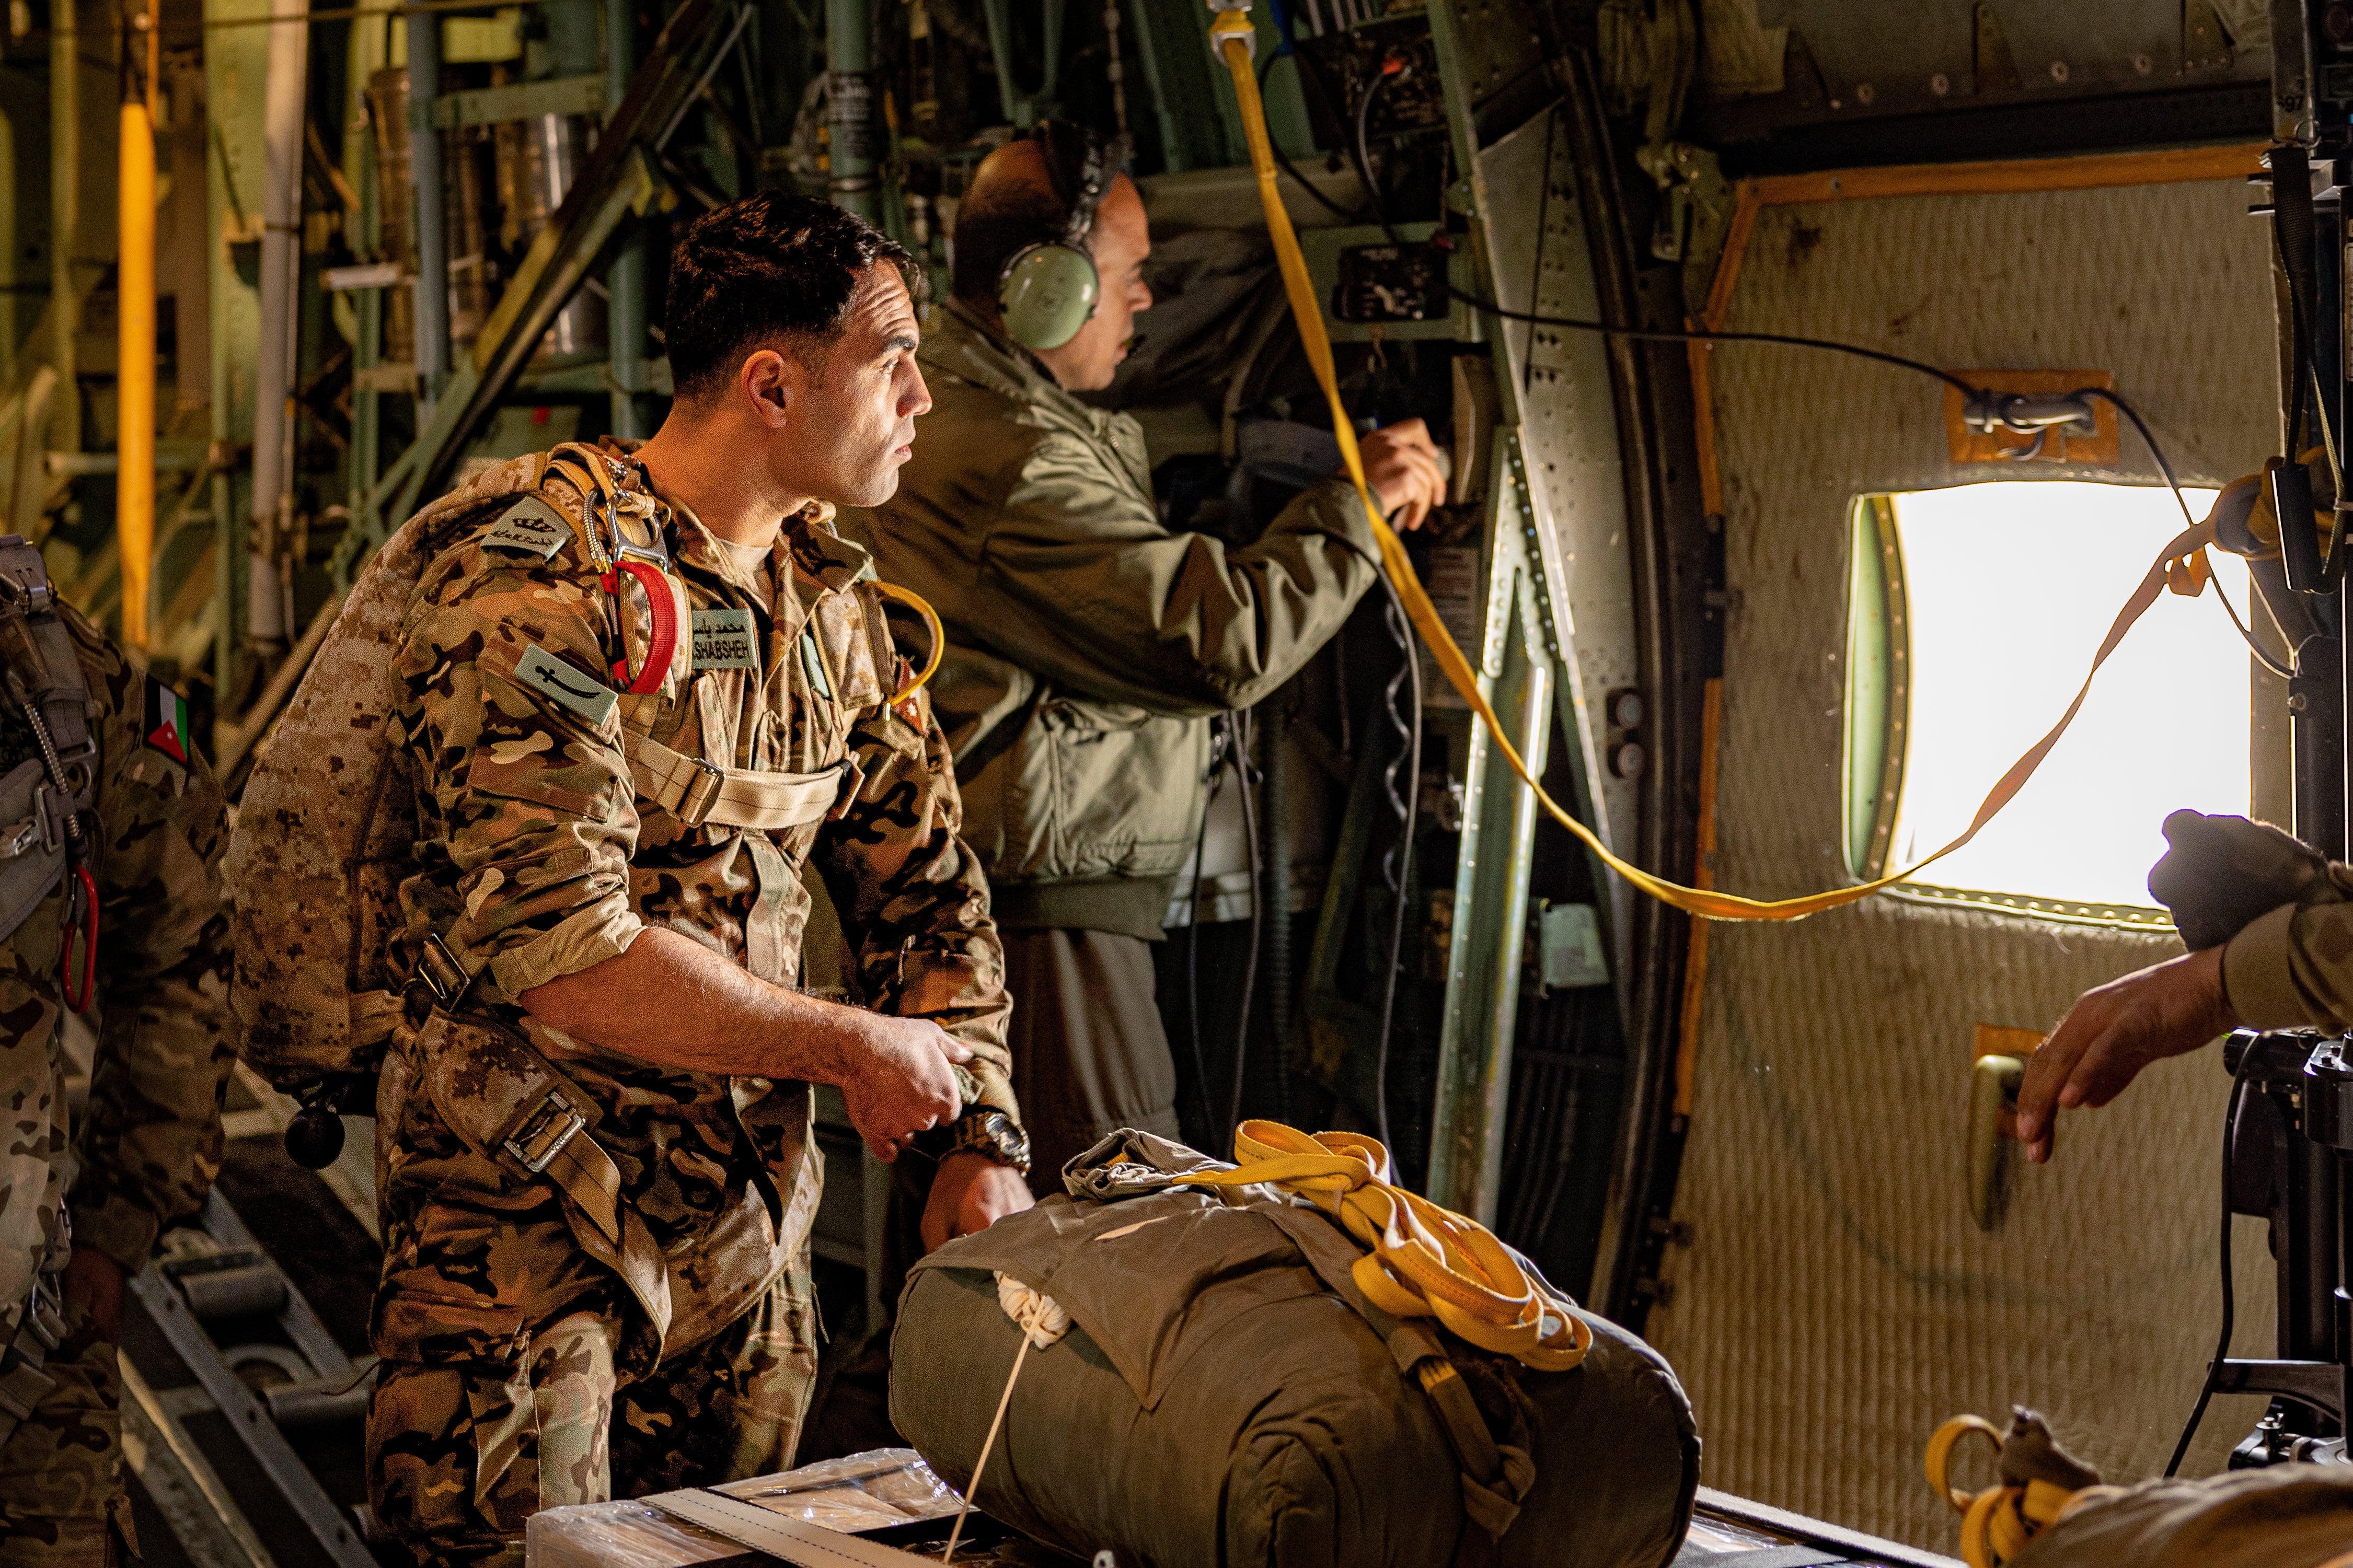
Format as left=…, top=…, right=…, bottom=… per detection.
left=1418, top=0, right=1624, bottom=1227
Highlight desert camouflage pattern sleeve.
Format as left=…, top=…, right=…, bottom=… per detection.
left=394, top=528, right=651, bottom=1007
left=810, top=629, right=1016, bottom=1122
left=66, top=607, right=234, bottom=1274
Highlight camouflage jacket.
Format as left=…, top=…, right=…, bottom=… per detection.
left=377, top=446, right=1012, bottom=1360
left=0, top=600, right=231, bottom=1340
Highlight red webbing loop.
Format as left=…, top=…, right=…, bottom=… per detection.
left=602, top=559, right=679, bottom=694
left=61, top=862, right=96, bottom=1014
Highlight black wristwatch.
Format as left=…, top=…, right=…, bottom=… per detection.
left=918, top=1109, right=1032, bottom=1176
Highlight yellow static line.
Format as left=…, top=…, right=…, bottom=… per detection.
left=1213, top=21, right=2219, bottom=923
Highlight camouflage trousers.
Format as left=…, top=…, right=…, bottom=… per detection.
left=0, top=1303, right=127, bottom=1568
left=367, top=1263, right=820, bottom=1568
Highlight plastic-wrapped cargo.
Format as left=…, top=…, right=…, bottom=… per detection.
left=890, top=1133, right=1701, bottom=1568
left=524, top=1450, right=961, bottom=1568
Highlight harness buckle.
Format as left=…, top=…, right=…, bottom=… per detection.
left=503, top=1089, right=589, bottom=1175
left=33, top=784, right=61, bottom=855
left=0, top=814, right=41, bottom=861
left=677, top=757, right=726, bottom=825
left=407, top=933, right=469, bottom=1008
left=0, top=779, right=66, bottom=861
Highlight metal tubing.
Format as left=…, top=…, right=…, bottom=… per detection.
left=606, top=0, right=646, bottom=435
left=117, top=16, right=159, bottom=646
left=248, top=0, right=308, bottom=645
left=407, top=1, right=449, bottom=410
left=1429, top=524, right=1552, bottom=1222
left=827, top=0, right=878, bottom=219
left=1262, top=705, right=1291, bottom=1123
left=978, top=0, right=1021, bottom=123
left=48, top=0, right=78, bottom=455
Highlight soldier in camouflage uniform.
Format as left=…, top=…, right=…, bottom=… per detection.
left=364, top=194, right=1031, bottom=1568
left=0, top=562, right=232, bottom=1567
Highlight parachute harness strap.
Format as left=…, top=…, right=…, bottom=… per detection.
left=1209, top=14, right=2223, bottom=923
left=1175, top=1120, right=1594, bottom=1372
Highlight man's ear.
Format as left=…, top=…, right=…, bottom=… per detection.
left=739, top=347, right=806, bottom=429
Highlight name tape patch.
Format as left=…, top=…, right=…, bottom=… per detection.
left=514, top=643, right=618, bottom=729
left=484, top=496, right=573, bottom=559
left=693, top=608, right=759, bottom=671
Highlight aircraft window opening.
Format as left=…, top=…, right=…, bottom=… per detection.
left=1843, top=480, right=2250, bottom=925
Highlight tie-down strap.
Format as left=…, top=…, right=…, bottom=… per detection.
left=622, top=729, right=858, bottom=831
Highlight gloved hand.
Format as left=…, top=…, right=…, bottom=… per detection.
left=2146, top=809, right=2335, bottom=951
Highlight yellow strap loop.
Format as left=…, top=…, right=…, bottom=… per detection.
left=1925, top=1415, right=2112, bottom=1568
left=1926, top=1413, right=2005, bottom=1513
left=872, top=580, right=945, bottom=706
left=1173, top=1120, right=1596, bottom=1372
left=1212, top=32, right=2219, bottom=923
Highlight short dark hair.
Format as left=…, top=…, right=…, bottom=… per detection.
left=665, top=192, right=916, bottom=400
left=950, top=121, right=1106, bottom=304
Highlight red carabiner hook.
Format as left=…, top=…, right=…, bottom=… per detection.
left=60, top=863, right=96, bottom=1014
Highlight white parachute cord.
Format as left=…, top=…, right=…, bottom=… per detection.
left=942, top=1274, right=1071, bottom=1564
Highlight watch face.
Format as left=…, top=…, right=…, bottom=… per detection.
left=977, top=1112, right=1032, bottom=1171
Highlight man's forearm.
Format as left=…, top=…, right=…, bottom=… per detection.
left=518, top=926, right=880, bottom=1083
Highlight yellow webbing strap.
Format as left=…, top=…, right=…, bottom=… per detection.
left=871, top=579, right=945, bottom=706
left=1172, top=1119, right=1595, bottom=1371
left=1212, top=21, right=2221, bottom=922
left=1924, top=1415, right=2123, bottom=1568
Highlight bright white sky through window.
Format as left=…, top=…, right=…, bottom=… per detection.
left=1884, top=481, right=2248, bottom=912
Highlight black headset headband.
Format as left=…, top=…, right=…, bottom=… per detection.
left=1034, top=122, right=1128, bottom=250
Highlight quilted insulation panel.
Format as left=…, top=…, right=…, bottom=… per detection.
left=1645, top=173, right=2285, bottom=1549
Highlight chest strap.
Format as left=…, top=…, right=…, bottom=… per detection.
left=622, top=729, right=858, bottom=831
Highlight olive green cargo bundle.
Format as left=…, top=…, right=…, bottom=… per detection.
left=890, top=1129, right=1699, bottom=1568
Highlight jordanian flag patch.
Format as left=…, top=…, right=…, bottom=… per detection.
left=145, top=677, right=191, bottom=764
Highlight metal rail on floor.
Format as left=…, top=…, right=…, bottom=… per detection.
left=126, top=1191, right=378, bottom=1568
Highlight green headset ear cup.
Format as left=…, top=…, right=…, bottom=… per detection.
left=999, top=243, right=1102, bottom=351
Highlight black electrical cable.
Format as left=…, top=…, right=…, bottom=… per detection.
left=1260, top=49, right=1360, bottom=225
left=1228, top=710, right=1264, bottom=1146
left=2271, top=218, right=2352, bottom=585
left=2275, top=150, right=2320, bottom=492
left=1340, top=66, right=1990, bottom=401
left=1354, top=59, right=1392, bottom=233
left=2069, top=385, right=2296, bottom=680
left=1370, top=575, right=1422, bottom=1153
left=1351, top=72, right=2300, bottom=681
left=1184, top=744, right=1224, bottom=1144
left=2165, top=1052, right=2255, bottom=1477
left=2212, top=577, right=2293, bottom=681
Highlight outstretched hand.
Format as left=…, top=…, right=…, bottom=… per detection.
left=2014, top=946, right=2235, bottom=1164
